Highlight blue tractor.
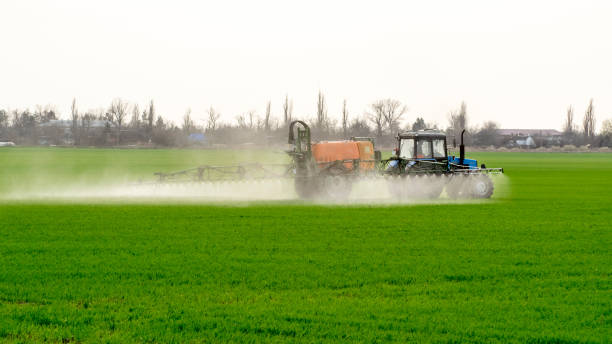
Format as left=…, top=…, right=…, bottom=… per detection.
left=382, top=129, right=503, bottom=199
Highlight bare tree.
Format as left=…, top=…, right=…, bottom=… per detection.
left=71, top=98, right=79, bottom=145
left=236, top=113, right=247, bottom=129
left=381, top=99, right=407, bottom=134
left=366, top=99, right=406, bottom=138
left=283, top=95, right=293, bottom=126
left=92, top=107, right=105, bottom=121
left=182, top=108, right=195, bottom=133
left=247, top=110, right=256, bottom=130
left=316, top=91, right=329, bottom=131
left=155, top=115, right=165, bottom=129
left=601, top=118, right=612, bottom=137
left=206, top=106, right=221, bottom=132
left=475, top=121, right=499, bottom=146
left=0, top=110, right=9, bottom=131
left=34, top=104, right=56, bottom=123
left=582, top=99, right=596, bottom=138
left=366, top=101, right=385, bottom=138
left=108, top=98, right=128, bottom=144
left=563, top=105, right=574, bottom=136
left=350, top=116, right=372, bottom=137
left=342, top=99, right=349, bottom=138
left=448, top=101, right=468, bottom=138
left=34, top=105, right=44, bottom=122
left=141, top=108, right=148, bottom=127
left=248, top=111, right=255, bottom=130
left=264, top=101, right=271, bottom=132
left=80, top=112, right=94, bottom=145
left=236, top=110, right=258, bottom=130
left=129, top=104, right=141, bottom=129
left=148, top=100, right=155, bottom=135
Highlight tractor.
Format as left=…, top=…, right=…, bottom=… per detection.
left=149, top=120, right=502, bottom=201
left=382, top=129, right=503, bottom=199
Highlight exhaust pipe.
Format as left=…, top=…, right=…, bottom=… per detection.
left=459, top=129, right=465, bottom=165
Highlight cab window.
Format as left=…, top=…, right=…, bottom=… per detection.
left=416, top=140, right=432, bottom=158
left=433, top=139, right=446, bottom=158
left=399, top=139, right=414, bottom=158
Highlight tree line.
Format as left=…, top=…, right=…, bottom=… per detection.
left=1, top=94, right=611, bottom=148
left=561, top=99, right=612, bottom=146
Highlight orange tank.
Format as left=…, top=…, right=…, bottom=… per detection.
left=355, top=140, right=375, bottom=170
left=312, top=140, right=375, bottom=171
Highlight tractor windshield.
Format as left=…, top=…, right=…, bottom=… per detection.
left=399, top=139, right=414, bottom=158
left=433, top=139, right=446, bottom=158
left=416, top=140, right=432, bottom=158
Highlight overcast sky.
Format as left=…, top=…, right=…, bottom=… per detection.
left=1, top=0, right=611, bottom=130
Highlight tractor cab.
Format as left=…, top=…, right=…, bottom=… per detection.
left=395, top=130, right=448, bottom=162
left=387, top=129, right=481, bottom=174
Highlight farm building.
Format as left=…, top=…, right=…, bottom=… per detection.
left=497, top=129, right=562, bottom=148
left=38, top=119, right=114, bottom=145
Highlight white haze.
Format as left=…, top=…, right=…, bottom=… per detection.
left=1, top=0, right=611, bottom=130
left=1, top=175, right=510, bottom=205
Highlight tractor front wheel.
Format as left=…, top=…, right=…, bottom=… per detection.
left=468, top=175, right=494, bottom=199
left=446, top=174, right=494, bottom=199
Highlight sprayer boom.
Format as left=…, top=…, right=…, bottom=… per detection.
left=152, top=163, right=293, bottom=183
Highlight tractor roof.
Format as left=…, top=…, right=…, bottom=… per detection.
left=398, top=130, right=446, bottom=139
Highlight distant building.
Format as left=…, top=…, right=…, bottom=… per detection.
left=514, top=136, right=536, bottom=148
left=497, top=129, right=562, bottom=148
left=38, top=119, right=111, bottom=129
left=38, top=119, right=114, bottom=145
left=188, top=133, right=206, bottom=144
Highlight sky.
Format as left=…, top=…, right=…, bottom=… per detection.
left=1, top=0, right=611, bottom=130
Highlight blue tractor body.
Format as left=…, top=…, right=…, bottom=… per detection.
left=381, top=129, right=502, bottom=199
left=389, top=156, right=478, bottom=170
left=448, top=156, right=478, bottom=169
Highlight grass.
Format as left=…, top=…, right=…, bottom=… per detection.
left=0, top=147, right=610, bottom=343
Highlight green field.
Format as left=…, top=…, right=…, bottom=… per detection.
left=0, top=148, right=610, bottom=343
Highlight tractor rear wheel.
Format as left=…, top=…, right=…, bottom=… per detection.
left=295, top=175, right=353, bottom=200
left=318, top=165, right=353, bottom=200
left=294, top=178, right=320, bottom=199
left=321, top=175, right=352, bottom=200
